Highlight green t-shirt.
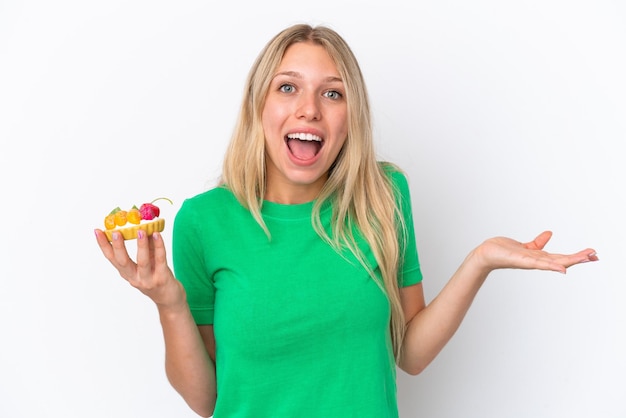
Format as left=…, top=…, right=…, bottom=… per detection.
left=172, top=166, right=422, bottom=418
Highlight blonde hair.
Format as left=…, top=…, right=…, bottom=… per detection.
left=221, top=24, right=408, bottom=360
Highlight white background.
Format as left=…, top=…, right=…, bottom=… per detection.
left=1, top=1, right=624, bottom=417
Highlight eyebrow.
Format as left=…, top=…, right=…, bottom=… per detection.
left=273, top=71, right=343, bottom=83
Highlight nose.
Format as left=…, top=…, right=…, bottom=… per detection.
left=296, top=92, right=321, bottom=121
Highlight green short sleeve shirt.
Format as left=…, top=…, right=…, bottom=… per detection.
left=172, top=165, right=422, bottom=418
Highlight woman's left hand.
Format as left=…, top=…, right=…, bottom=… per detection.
left=471, top=230, right=598, bottom=275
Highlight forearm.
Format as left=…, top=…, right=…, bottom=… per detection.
left=399, top=249, right=490, bottom=375
left=158, top=300, right=216, bottom=417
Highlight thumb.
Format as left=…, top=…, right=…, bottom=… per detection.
left=528, top=230, right=553, bottom=250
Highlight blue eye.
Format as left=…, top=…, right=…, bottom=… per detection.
left=279, top=84, right=295, bottom=93
left=324, top=90, right=343, bottom=100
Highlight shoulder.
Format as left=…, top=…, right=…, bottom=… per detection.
left=175, top=185, right=242, bottom=225
left=377, top=161, right=410, bottom=191
left=182, top=185, right=237, bottom=209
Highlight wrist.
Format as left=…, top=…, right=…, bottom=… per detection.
left=462, top=245, right=493, bottom=281
left=155, top=280, right=189, bottom=317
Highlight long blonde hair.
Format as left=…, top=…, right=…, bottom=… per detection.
left=221, top=24, right=408, bottom=360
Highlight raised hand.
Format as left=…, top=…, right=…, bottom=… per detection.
left=94, top=229, right=186, bottom=309
left=471, top=230, right=598, bottom=275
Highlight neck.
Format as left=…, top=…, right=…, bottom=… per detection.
left=264, top=178, right=327, bottom=204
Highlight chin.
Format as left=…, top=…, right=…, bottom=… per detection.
left=284, top=167, right=328, bottom=189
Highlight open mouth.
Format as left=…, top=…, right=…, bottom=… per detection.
left=285, top=133, right=323, bottom=160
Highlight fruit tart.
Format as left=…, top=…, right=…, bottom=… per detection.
left=103, top=197, right=172, bottom=241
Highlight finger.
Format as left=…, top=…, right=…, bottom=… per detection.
left=586, top=249, right=599, bottom=262
left=531, top=248, right=598, bottom=273
left=152, top=232, right=169, bottom=275
left=95, top=229, right=134, bottom=271
left=94, top=229, right=115, bottom=261
left=109, top=231, right=137, bottom=278
left=525, top=230, right=552, bottom=251
left=136, top=229, right=153, bottom=282
left=561, top=248, right=599, bottom=267
left=95, top=229, right=139, bottom=283
left=148, top=230, right=156, bottom=265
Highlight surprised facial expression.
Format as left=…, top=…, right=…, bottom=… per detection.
left=262, top=41, right=348, bottom=204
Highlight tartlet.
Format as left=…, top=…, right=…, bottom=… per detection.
left=102, top=197, right=172, bottom=242
left=104, top=218, right=165, bottom=241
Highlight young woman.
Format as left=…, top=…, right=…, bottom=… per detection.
left=94, top=24, right=598, bottom=418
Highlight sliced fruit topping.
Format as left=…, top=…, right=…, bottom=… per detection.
left=104, top=213, right=116, bottom=230
left=104, top=207, right=121, bottom=230
left=114, top=210, right=128, bottom=226
left=127, top=206, right=141, bottom=225
left=102, top=197, right=173, bottom=229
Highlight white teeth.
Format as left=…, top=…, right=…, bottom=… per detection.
left=287, top=133, right=322, bottom=142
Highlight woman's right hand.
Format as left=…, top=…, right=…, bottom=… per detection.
left=96, top=229, right=217, bottom=416
left=94, top=229, right=186, bottom=310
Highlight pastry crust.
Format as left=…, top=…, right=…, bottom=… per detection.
left=104, top=218, right=165, bottom=241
